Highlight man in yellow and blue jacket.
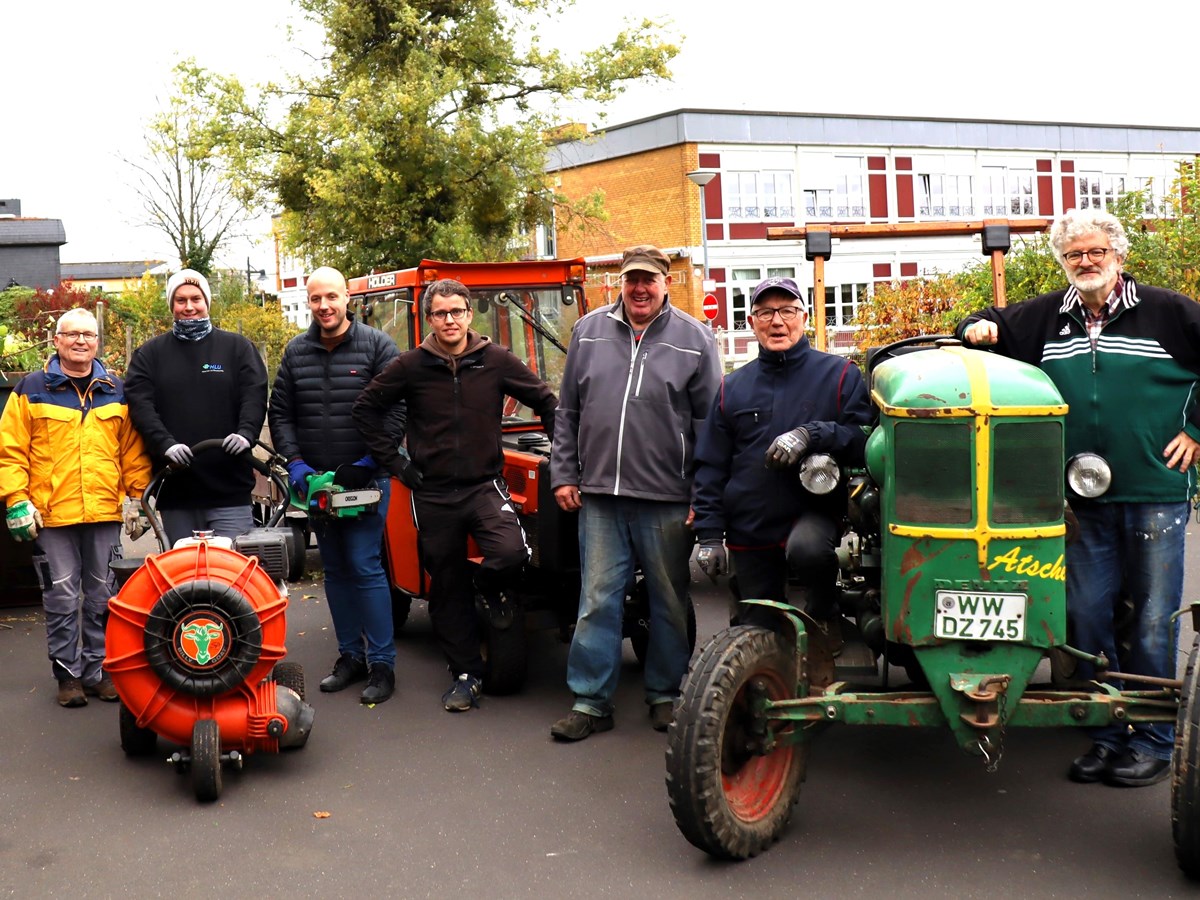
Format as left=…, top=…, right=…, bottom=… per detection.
left=0, top=308, right=151, bottom=707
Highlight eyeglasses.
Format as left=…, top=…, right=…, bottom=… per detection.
left=428, top=307, right=470, bottom=322
left=748, top=306, right=803, bottom=323
left=56, top=331, right=99, bottom=342
left=1062, top=248, right=1115, bottom=266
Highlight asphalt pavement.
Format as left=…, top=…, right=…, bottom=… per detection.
left=2, top=531, right=1200, bottom=898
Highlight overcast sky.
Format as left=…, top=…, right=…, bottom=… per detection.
left=3, top=0, right=1196, bottom=274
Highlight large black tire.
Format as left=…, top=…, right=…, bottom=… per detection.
left=119, top=703, right=158, bottom=757
left=286, top=521, right=308, bottom=582
left=666, top=626, right=806, bottom=859
left=143, top=580, right=264, bottom=697
left=192, top=719, right=222, bottom=803
left=628, top=591, right=698, bottom=668
left=392, top=588, right=413, bottom=637
left=1172, top=635, right=1200, bottom=877
left=481, top=607, right=528, bottom=696
left=272, top=661, right=306, bottom=702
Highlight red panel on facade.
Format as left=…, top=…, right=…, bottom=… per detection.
left=1037, top=159, right=1051, bottom=173
left=869, top=174, right=888, bottom=219
left=729, top=222, right=769, bottom=240
left=897, top=175, right=914, bottom=218
left=282, top=277, right=297, bottom=288
left=1061, top=176, right=1076, bottom=212
left=704, top=175, right=722, bottom=222
left=868, top=156, right=885, bottom=171
left=873, top=263, right=892, bottom=278
left=710, top=267, right=727, bottom=329
left=699, top=152, right=720, bottom=169
left=896, top=157, right=912, bottom=171
left=1037, top=175, right=1053, bottom=215
left=706, top=223, right=724, bottom=241
left=900, top=262, right=918, bottom=277
left=1061, top=161, right=1074, bottom=173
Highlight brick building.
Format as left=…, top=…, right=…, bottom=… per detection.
left=546, top=110, right=1200, bottom=361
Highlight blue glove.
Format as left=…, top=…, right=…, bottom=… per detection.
left=352, top=455, right=376, bottom=469
left=286, top=460, right=317, bottom=498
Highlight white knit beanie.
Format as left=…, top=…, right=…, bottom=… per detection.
left=165, top=269, right=213, bottom=306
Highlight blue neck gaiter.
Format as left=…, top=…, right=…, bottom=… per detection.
left=173, top=318, right=213, bottom=341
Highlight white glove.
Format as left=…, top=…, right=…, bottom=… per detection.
left=123, top=498, right=148, bottom=540
left=222, top=433, right=251, bottom=455
left=165, top=443, right=193, bottom=467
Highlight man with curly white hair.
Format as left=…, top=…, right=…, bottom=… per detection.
left=958, top=208, right=1200, bottom=787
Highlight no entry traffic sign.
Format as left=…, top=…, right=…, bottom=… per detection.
left=702, top=294, right=719, bottom=320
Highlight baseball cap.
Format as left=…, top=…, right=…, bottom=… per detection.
left=166, top=269, right=213, bottom=306
left=619, top=245, right=670, bottom=276
left=750, top=276, right=804, bottom=306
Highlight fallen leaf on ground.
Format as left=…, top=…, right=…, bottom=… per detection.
left=313, top=811, right=331, bottom=818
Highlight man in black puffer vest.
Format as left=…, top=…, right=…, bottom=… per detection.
left=269, top=266, right=407, bottom=705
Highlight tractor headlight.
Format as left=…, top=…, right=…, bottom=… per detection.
left=799, top=453, right=841, bottom=495
left=1066, top=453, right=1112, bottom=498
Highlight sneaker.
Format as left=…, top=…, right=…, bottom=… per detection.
left=649, top=702, right=673, bottom=732
left=442, top=674, right=482, bottom=712
left=57, top=677, right=87, bottom=708
left=319, top=653, right=369, bottom=693
left=550, top=709, right=614, bottom=741
left=83, top=675, right=119, bottom=702
left=360, top=663, right=396, bottom=705
left=477, top=591, right=515, bottom=630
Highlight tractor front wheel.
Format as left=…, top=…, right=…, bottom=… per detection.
left=1172, top=635, right=1200, bottom=878
left=191, top=719, right=223, bottom=803
left=665, top=626, right=806, bottom=859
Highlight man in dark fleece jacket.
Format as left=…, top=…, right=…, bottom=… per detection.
left=354, top=278, right=557, bottom=713
left=958, top=209, right=1200, bottom=789
left=692, top=276, right=870, bottom=643
left=270, top=266, right=405, bottom=705
left=125, top=268, right=267, bottom=546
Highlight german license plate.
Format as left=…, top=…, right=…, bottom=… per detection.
left=934, top=591, right=1026, bottom=641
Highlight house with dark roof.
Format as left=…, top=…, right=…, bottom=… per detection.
left=61, top=260, right=170, bottom=294
left=0, top=199, right=66, bottom=290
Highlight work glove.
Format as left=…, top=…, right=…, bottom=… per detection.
left=222, top=433, right=251, bottom=455
left=393, top=446, right=425, bottom=491
left=696, top=538, right=727, bottom=581
left=123, top=497, right=148, bottom=540
left=165, top=443, right=193, bottom=467
left=764, top=426, right=811, bottom=469
left=6, top=500, right=43, bottom=542
left=352, top=455, right=377, bottom=470
left=286, top=460, right=317, bottom=499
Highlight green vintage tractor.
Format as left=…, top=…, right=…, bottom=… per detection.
left=665, top=337, right=1200, bottom=873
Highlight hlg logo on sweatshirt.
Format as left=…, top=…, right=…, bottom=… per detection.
left=201, top=363, right=225, bottom=374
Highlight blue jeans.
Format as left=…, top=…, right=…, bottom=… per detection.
left=310, top=479, right=395, bottom=668
left=566, top=495, right=693, bottom=717
left=1067, top=499, right=1188, bottom=760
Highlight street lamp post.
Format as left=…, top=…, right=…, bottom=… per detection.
left=246, top=258, right=266, bottom=303
left=685, top=169, right=718, bottom=283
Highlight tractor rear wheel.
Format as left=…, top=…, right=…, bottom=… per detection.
left=666, top=626, right=806, bottom=859
left=192, top=719, right=223, bottom=803
left=1172, top=635, right=1200, bottom=878
left=119, top=703, right=158, bottom=757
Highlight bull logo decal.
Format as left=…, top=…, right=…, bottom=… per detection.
left=179, top=617, right=226, bottom=666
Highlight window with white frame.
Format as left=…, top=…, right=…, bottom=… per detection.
left=727, top=170, right=795, bottom=220
left=806, top=282, right=870, bottom=329
left=728, top=265, right=797, bottom=329
left=981, top=165, right=1035, bottom=216
left=917, top=174, right=975, bottom=217
left=804, top=156, right=865, bottom=220
left=1076, top=172, right=1155, bottom=214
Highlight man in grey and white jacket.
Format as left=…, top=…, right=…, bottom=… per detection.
left=550, top=244, right=721, bottom=740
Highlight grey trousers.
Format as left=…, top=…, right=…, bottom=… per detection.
left=32, top=522, right=122, bottom=684
left=160, top=505, right=254, bottom=548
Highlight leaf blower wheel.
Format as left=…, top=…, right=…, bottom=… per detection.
left=143, top=579, right=264, bottom=697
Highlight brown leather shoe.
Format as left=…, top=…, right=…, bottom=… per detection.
left=84, top=675, right=119, bottom=702
left=57, top=677, right=87, bottom=708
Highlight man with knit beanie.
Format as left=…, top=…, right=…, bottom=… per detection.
left=125, top=268, right=268, bottom=546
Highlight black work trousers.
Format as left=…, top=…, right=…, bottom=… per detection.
left=414, top=479, right=529, bottom=678
left=729, top=510, right=841, bottom=627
